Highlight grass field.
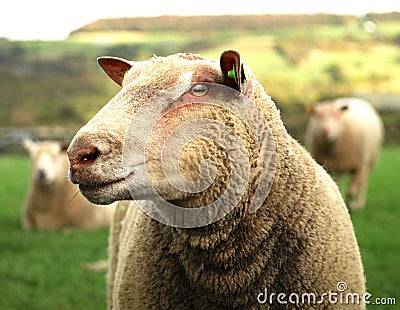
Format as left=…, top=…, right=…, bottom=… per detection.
left=0, top=147, right=399, bottom=309
left=0, top=155, right=109, bottom=309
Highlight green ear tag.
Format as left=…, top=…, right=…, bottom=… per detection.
left=227, top=67, right=237, bottom=83
left=123, top=70, right=129, bottom=80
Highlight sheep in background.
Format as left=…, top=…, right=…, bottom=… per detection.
left=68, top=51, right=365, bottom=309
left=305, top=97, right=384, bottom=210
left=22, top=139, right=115, bottom=230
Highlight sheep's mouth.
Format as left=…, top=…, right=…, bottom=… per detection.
left=79, top=171, right=135, bottom=191
left=77, top=171, right=137, bottom=204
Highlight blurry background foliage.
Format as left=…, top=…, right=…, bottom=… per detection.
left=0, top=12, right=399, bottom=144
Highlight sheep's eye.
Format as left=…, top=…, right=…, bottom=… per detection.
left=190, top=83, right=209, bottom=97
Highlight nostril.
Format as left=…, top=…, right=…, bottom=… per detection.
left=37, top=169, right=46, bottom=180
left=69, top=146, right=100, bottom=170
left=81, top=148, right=100, bottom=163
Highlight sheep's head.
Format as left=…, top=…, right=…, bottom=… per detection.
left=23, top=139, right=65, bottom=185
left=307, top=100, right=349, bottom=144
left=68, top=50, right=275, bottom=227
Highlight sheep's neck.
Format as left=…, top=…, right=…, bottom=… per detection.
left=30, top=181, right=65, bottom=209
left=167, top=200, right=289, bottom=297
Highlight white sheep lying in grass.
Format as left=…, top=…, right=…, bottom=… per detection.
left=305, top=97, right=384, bottom=210
left=22, top=139, right=115, bottom=230
left=67, top=51, right=366, bottom=309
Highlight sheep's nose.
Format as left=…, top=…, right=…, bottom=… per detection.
left=322, top=128, right=330, bottom=138
left=68, top=145, right=100, bottom=172
left=37, top=169, right=47, bottom=180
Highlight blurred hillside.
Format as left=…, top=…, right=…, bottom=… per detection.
left=1, top=13, right=399, bottom=143
left=71, top=13, right=398, bottom=33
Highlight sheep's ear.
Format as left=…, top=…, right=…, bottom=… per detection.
left=22, top=138, right=35, bottom=151
left=97, top=57, right=132, bottom=86
left=220, top=50, right=246, bottom=92
left=305, top=105, right=315, bottom=114
left=60, top=141, right=70, bottom=152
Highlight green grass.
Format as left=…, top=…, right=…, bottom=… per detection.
left=0, top=148, right=399, bottom=309
left=350, top=146, right=400, bottom=308
left=0, top=155, right=109, bottom=309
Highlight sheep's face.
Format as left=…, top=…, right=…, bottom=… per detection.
left=23, top=140, right=63, bottom=185
left=67, top=51, right=275, bottom=226
left=308, top=101, right=349, bottom=144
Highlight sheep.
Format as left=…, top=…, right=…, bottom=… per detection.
left=67, top=50, right=366, bottom=309
left=22, top=139, right=115, bottom=230
left=305, top=97, right=384, bottom=210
